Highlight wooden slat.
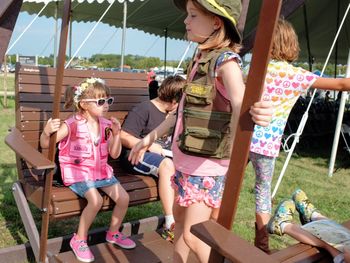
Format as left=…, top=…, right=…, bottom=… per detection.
left=18, top=75, right=147, bottom=89
left=54, top=230, right=199, bottom=263
left=191, top=220, right=277, bottom=263
left=19, top=111, right=128, bottom=122
left=5, top=127, right=55, bottom=170
left=18, top=65, right=148, bottom=80
left=18, top=83, right=148, bottom=94
left=18, top=93, right=148, bottom=104
left=19, top=101, right=144, bottom=113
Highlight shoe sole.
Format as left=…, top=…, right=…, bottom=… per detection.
left=106, top=239, right=136, bottom=249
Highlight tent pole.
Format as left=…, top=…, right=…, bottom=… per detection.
left=334, top=0, right=340, bottom=79
left=120, top=0, right=127, bottom=72
left=303, top=4, right=313, bottom=72
left=328, top=49, right=350, bottom=177
left=69, top=11, right=72, bottom=63
left=174, top=41, right=192, bottom=75
left=164, top=27, right=168, bottom=79
left=53, top=1, right=58, bottom=68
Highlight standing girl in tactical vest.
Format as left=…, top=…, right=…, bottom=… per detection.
left=40, top=78, right=136, bottom=262
left=128, top=0, right=272, bottom=262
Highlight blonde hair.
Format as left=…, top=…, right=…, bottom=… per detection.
left=190, top=0, right=241, bottom=53
left=64, top=78, right=110, bottom=113
left=271, top=18, right=300, bottom=62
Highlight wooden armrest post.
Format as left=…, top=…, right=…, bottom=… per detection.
left=39, top=0, right=71, bottom=261
left=206, top=1, right=282, bottom=262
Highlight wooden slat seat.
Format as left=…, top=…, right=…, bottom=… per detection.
left=6, top=63, right=159, bottom=221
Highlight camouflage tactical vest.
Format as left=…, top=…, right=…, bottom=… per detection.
left=178, top=48, right=234, bottom=159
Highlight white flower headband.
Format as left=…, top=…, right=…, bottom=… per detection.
left=73, top=77, right=105, bottom=104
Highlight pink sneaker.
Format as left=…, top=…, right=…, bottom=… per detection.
left=106, top=230, right=136, bottom=249
left=69, top=233, right=95, bottom=262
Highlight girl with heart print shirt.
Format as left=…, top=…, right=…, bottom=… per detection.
left=248, top=18, right=350, bottom=254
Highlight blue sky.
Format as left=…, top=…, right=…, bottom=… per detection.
left=8, top=12, right=196, bottom=61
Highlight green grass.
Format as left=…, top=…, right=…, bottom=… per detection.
left=0, top=74, right=349, bottom=252
left=0, top=73, right=15, bottom=92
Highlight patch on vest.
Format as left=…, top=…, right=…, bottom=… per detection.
left=184, top=83, right=213, bottom=105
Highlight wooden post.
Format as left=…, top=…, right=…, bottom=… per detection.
left=39, top=0, right=71, bottom=262
left=0, top=0, right=23, bottom=63
left=208, top=1, right=282, bottom=262
left=218, top=0, right=281, bottom=229
left=3, top=55, right=7, bottom=108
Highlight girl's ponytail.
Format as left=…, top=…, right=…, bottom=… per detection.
left=64, top=86, right=76, bottom=110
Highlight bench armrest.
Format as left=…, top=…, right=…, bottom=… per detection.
left=191, top=220, right=278, bottom=263
left=5, top=127, right=55, bottom=170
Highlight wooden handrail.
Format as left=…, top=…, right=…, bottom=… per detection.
left=5, top=128, right=55, bottom=170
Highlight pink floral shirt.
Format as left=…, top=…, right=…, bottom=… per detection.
left=249, top=60, right=318, bottom=157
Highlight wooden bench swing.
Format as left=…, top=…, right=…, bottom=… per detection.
left=6, top=64, right=167, bottom=262
left=2, top=0, right=349, bottom=262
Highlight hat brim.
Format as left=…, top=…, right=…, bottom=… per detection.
left=172, top=0, right=242, bottom=43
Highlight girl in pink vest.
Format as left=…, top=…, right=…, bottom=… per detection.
left=40, top=78, right=135, bottom=262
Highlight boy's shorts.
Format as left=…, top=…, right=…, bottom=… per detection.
left=69, top=176, right=119, bottom=198
left=123, top=150, right=166, bottom=177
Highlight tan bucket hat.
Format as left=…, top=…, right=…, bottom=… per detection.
left=173, top=0, right=242, bottom=43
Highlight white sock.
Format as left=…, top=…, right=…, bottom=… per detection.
left=311, top=211, right=322, bottom=221
left=333, top=253, right=345, bottom=263
left=280, top=222, right=291, bottom=234
left=164, top=215, right=175, bottom=229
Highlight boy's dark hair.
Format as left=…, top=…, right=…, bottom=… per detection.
left=157, top=75, right=186, bottom=103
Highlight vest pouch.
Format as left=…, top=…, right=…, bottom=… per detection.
left=184, top=83, right=214, bottom=105
left=180, top=127, right=221, bottom=156
left=179, top=108, right=232, bottom=159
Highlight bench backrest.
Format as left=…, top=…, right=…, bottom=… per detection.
left=13, top=63, right=159, bottom=219
left=15, top=64, right=148, bottom=153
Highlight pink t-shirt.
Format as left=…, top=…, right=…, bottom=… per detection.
left=249, top=60, right=318, bottom=157
left=172, top=51, right=242, bottom=176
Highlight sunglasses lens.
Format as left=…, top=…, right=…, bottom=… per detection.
left=107, top=97, right=114, bottom=105
left=97, top=99, right=106, bottom=106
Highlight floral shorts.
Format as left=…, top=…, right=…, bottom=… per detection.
left=172, top=171, right=226, bottom=208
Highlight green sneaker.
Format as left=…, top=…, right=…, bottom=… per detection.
left=161, top=223, right=175, bottom=242
left=267, top=199, right=295, bottom=236
left=292, top=189, right=317, bottom=225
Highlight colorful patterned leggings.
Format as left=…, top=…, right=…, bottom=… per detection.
left=249, top=152, right=276, bottom=214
